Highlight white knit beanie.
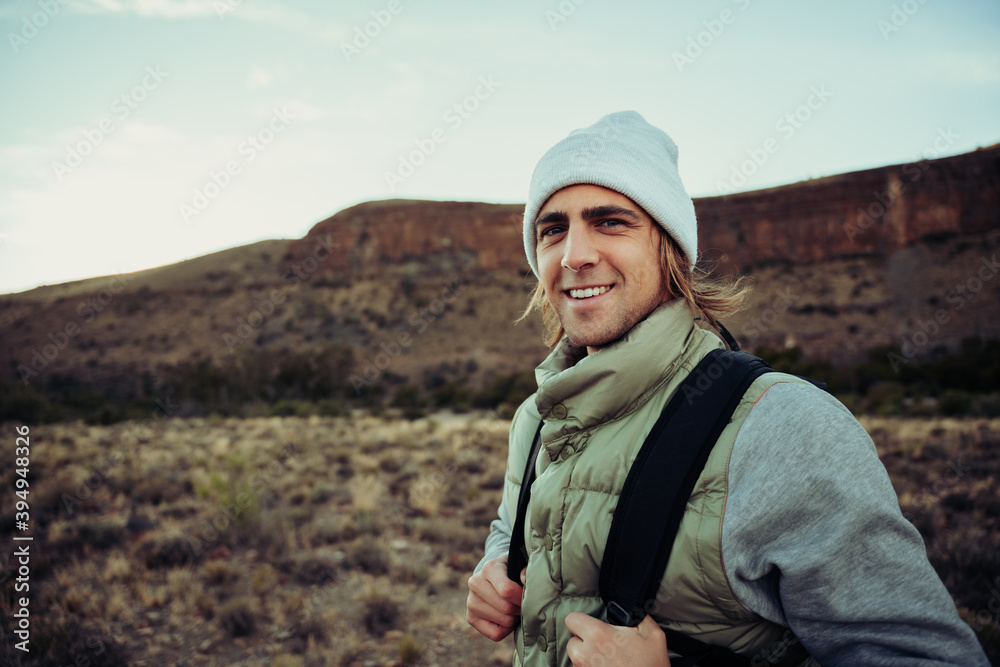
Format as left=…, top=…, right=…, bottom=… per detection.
left=522, top=110, right=698, bottom=277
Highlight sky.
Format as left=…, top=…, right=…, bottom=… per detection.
left=0, top=0, right=998, bottom=294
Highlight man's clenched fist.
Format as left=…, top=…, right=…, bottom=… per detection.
left=467, top=555, right=525, bottom=641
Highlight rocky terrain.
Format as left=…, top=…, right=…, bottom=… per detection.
left=1, top=411, right=997, bottom=665
left=1, top=145, right=998, bottom=406
left=1, top=145, right=999, bottom=665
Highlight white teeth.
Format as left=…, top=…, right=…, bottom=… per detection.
left=569, top=286, right=610, bottom=299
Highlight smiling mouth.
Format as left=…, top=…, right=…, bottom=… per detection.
left=567, top=285, right=612, bottom=300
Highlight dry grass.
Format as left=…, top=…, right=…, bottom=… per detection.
left=863, top=416, right=1000, bottom=662
left=2, top=412, right=994, bottom=665
left=0, top=412, right=511, bottom=666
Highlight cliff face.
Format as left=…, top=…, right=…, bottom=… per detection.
left=699, top=145, right=1000, bottom=272
left=285, top=145, right=1000, bottom=280
left=283, top=200, right=527, bottom=283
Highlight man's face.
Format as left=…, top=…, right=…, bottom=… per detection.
left=535, top=184, right=667, bottom=353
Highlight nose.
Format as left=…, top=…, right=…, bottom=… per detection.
left=561, top=224, right=599, bottom=273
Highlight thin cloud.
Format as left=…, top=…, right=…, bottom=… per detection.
left=72, top=0, right=214, bottom=18
left=247, top=67, right=276, bottom=90
left=63, top=0, right=347, bottom=41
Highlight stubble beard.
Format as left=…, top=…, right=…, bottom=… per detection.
left=556, top=289, right=665, bottom=350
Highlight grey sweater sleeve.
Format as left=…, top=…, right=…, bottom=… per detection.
left=474, top=481, right=513, bottom=575
left=723, top=382, right=989, bottom=666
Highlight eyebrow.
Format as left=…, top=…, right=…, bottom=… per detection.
left=535, top=204, right=642, bottom=226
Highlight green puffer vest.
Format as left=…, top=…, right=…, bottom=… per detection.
left=505, top=300, right=816, bottom=667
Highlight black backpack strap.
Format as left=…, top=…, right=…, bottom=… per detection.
left=715, top=321, right=741, bottom=352
left=661, top=628, right=754, bottom=667
left=507, top=419, right=544, bottom=583
left=599, top=349, right=773, bottom=664
left=717, top=319, right=828, bottom=394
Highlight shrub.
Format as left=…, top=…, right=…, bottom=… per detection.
left=137, top=531, right=202, bottom=569
left=271, top=399, right=304, bottom=417
left=291, top=553, right=339, bottom=585
left=939, top=390, right=973, bottom=416
left=473, top=371, right=536, bottom=410
left=0, top=377, right=61, bottom=423
left=19, top=618, right=130, bottom=667
left=392, top=384, right=423, bottom=408
left=927, top=530, right=1000, bottom=611
left=431, top=382, right=471, bottom=411
left=203, top=560, right=242, bottom=586
left=292, top=610, right=328, bottom=643
left=218, top=597, right=257, bottom=638
left=309, top=516, right=356, bottom=545
left=347, top=535, right=390, bottom=574
left=195, top=593, right=216, bottom=620
left=78, top=519, right=126, bottom=550
left=129, top=473, right=185, bottom=505
left=398, top=632, right=426, bottom=665
left=334, top=630, right=367, bottom=666
left=309, top=481, right=338, bottom=504
left=972, top=393, right=1000, bottom=418
left=317, top=399, right=345, bottom=417
left=866, top=382, right=907, bottom=415
left=251, top=563, right=280, bottom=594
left=360, top=589, right=401, bottom=637
left=226, top=506, right=289, bottom=559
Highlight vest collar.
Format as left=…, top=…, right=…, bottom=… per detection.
left=533, top=299, right=718, bottom=456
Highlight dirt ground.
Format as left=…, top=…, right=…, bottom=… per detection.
left=1, top=412, right=997, bottom=665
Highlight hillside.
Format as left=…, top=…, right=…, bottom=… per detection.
left=1, top=145, right=998, bottom=416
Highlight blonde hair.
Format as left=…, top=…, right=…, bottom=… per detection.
left=518, top=228, right=752, bottom=349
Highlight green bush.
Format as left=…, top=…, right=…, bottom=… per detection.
left=866, top=382, right=907, bottom=416
left=431, top=382, right=471, bottom=411
left=271, top=399, right=305, bottom=417
left=939, top=389, right=973, bottom=416
left=0, top=377, right=60, bottom=423
left=754, top=347, right=835, bottom=389
left=392, top=384, right=424, bottom=409
left=473, top=371, right=536, bottom=410
left=972, top=393, right=1000, bottom=418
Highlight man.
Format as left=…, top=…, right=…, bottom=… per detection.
left=466, top=111, right=989, bottom=666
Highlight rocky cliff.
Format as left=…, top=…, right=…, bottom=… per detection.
left=282, top=200, right=527, bottom=284
left=2, top=144, right=997, bottom=404
left=284, top=144, right=1000, bottom=280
